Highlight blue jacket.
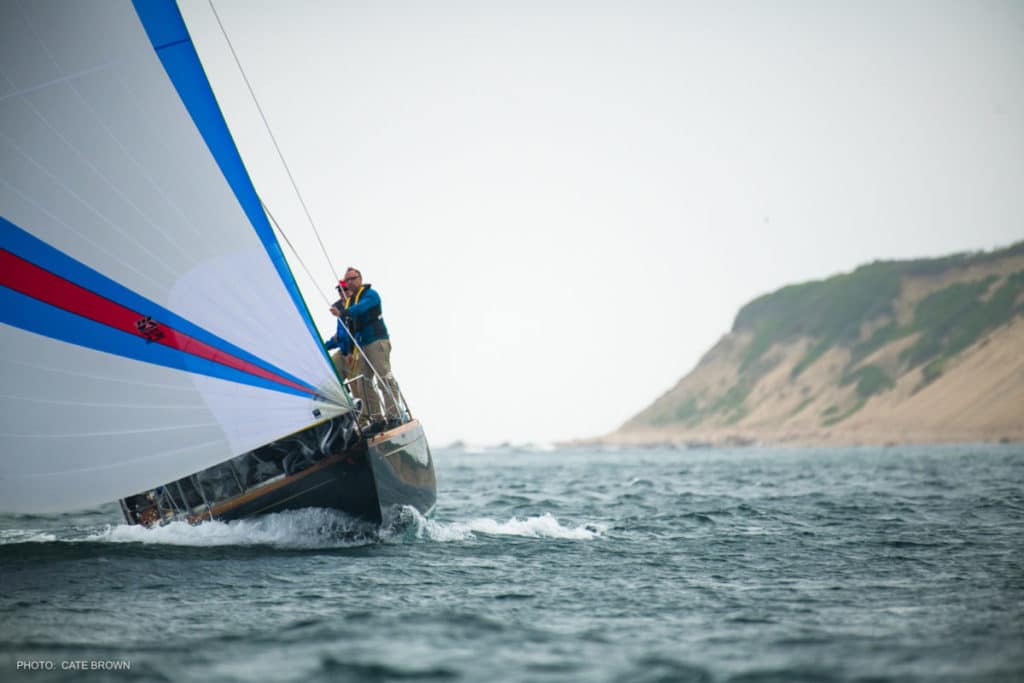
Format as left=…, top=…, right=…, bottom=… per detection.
left=324, top=317, right=353, bottom=355
left=324, top=284, right=389, bottom=351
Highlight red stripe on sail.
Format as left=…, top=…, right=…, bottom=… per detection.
left=0, top=248, right=316, bottom=396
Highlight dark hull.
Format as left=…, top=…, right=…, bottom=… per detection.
left=364, top=420, right=437, bottom=516
left=120, top=419, right=435, bottom=527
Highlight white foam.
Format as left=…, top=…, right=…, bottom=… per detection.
left=415, top=517, right=478, bottom=542
left=407, top=510, right=606, bottom=541
left=0, top=529, right=58, bottom=544
left=2, top=508, right=605, bottom=548
left=88, top=508, right=377, bottom=549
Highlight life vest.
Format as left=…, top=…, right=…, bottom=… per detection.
left=344, top=285, right=388, bottom=343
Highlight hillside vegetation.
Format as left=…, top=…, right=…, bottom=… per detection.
left=609, top=241, right=1024, bottom=446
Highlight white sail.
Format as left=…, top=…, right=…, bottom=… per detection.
left=0, top=0, right=349, bottom=512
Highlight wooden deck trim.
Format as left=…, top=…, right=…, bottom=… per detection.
left=187, top=451, right=349, bottom=523
left=367, top=419, right=421, bottom=446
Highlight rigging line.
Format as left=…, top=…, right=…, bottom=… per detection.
left=207, top=0, right=339, bottom=283
left=261, top=200, right=333, bottom=309
left=337, top=325, right=400, bottom=419
left=0, top=146, right=179, bottom=286
left=15, top=93, right=196, bottom=267
left=332, top=294, right=403, bottom=419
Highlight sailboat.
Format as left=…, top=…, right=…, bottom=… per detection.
left=0, top=1, right=435, bottom=526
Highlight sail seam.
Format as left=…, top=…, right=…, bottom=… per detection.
left=153, top=38, right=190, bottom=51
left=0, top=64, right=115, bottom=104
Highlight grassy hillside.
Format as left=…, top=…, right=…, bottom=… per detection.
left=619, top=241, right=1024, bottom=441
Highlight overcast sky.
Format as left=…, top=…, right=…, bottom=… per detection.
left=179, top=0, right=1024, bottom=446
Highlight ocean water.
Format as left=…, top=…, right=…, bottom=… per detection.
left=1, top=444, right=1022, bottom=683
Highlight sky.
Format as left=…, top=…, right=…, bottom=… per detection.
left=178, top=0, right=1024, bottom=446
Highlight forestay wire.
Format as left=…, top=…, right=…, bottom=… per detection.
left=206, top=0, right=339, bottom=284
left=261, top=200, right=333, bottom=308
left=205, top=2, right=404, bottom=417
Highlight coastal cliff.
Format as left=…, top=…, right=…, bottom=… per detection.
left=607, top=242, right=1024, bottom=447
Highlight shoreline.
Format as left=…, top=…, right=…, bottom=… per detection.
left=566, top=427, right=1023, bottom=450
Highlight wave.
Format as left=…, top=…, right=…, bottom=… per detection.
left=0, top=529, right=58, bottom=544
left=440, top=441, right=558, bottom=454
left=405, top=510, right=606, bottom=542
left=89, top=507, right=380, bottom=549
left=0, top=507, right=605, bottom=550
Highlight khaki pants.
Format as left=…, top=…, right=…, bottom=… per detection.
left=330, top=350, right=352, bottom=380
left=351, top=339, right=403, bottom=422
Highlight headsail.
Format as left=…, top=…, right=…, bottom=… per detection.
left=0, top=1, right=348, bottom=512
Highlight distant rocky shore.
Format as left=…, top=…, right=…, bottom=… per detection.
left=600, top=242, right=1024, bottom=448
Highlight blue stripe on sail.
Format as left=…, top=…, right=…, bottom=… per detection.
left=0, top=215, right=318, bottom=396
left=0, top=286, right=312, bottom=399
left=131, top=0, right=330, bottom=367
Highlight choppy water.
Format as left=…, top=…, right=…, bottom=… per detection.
left=1, top=444, right=1022, bottom=682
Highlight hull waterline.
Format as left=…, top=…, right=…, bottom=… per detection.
left=120, top=419, right=436, bottom=527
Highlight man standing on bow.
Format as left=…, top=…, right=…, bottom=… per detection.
left=329, top=267, right=404, bottom=431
